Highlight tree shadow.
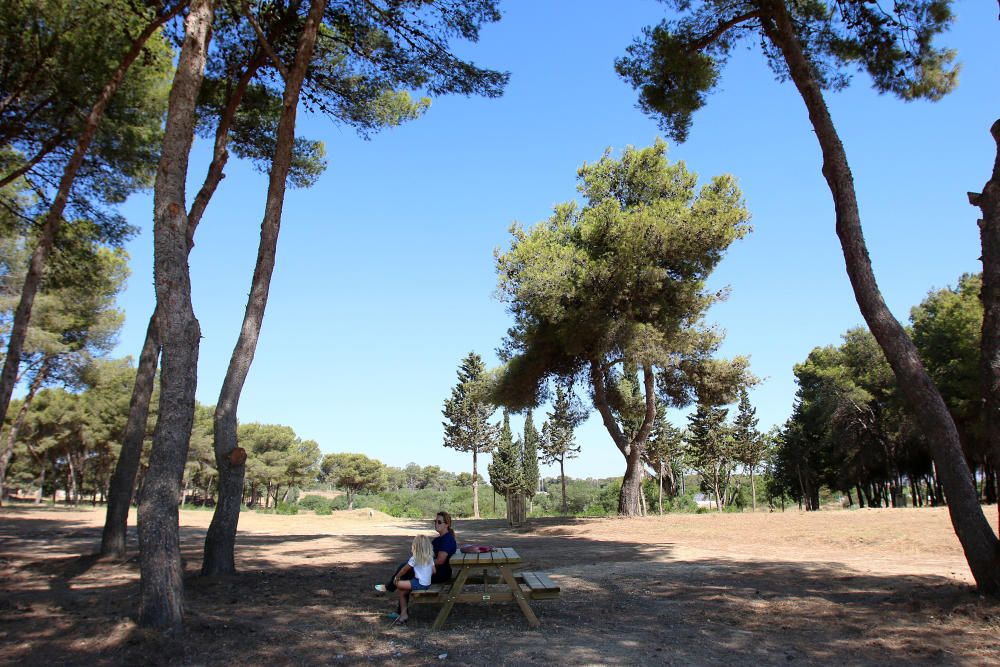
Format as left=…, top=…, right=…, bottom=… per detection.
left=1, top=511, right=997, bottom=666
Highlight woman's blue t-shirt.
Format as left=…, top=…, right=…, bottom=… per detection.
left=431, top=531, right=457, bottom=581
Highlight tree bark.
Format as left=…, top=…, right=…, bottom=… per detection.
left=590, top=360, right=657, bottom=516
left=138, top=0, right=214, bottom=632
left=202, top=0, right=327, bottom=575
left=762, top=0, right=1000, bottom=595
left=559, top=458, right=568, bottom=513
left=472, top=450, right=480, bottom=518
left=101, top=313, right=159, bottom=558
left=0, top=1, right=183, bottom=499
left=102, top=48, right=263, bottom=560
left=970, top=119, right=1000, bottom=530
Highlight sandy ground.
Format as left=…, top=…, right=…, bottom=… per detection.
left=1, top=504, right=999, bottom=666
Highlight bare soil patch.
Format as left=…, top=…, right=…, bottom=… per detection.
left=1, top=505, right=998, bottom=666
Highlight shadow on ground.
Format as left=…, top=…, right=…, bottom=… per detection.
left=1, top=510, right=998, bottom=666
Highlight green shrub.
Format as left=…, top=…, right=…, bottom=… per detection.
left=275, top=502, right=298, bottom=515
left=298, top=494, right=326, bottom=510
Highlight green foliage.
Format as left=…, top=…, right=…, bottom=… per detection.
left=275, top=501, right=299, bottom=515
left=488, top=411, right=523, bottom=497
left=494, top=140, right=751, bottom=412
left=443, top=352, right=498, bottom=457
left=240, top=422, right=321, bottom=508
left=320, top=452, right=387, bottom=509
left=616, top=1, right=959, bottom=143
left=521, top=410, right=540, bottom=495
left=352, top=484, right=505, bottom=520
left=684, top=400, right=735, bottom=510
left=0, top=0, right=174, bottom=240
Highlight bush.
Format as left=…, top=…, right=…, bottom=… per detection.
left=275, top=502, right=299, bottom=515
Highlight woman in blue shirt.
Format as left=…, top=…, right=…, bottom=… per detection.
left=379, top=511, right=458, bottom=609
left=429, top=511, right=457, bottom=582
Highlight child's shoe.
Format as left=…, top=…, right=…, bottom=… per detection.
left=374, top=584, right=387, bottom=593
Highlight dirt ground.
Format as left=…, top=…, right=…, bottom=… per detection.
left=1, top=504, right=999, bottom=666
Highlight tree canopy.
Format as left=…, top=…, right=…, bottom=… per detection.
left=493, top=140, right=752, bottom=515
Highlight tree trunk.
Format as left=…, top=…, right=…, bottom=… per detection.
left=559, top=458, right=567, bottom=514
left=763, top=0, right=1000, bottom=595
left=0, top=361, right=48, bottom=505
left=203, top=0, right=327, bottom=575
left=619, top=444, right=645, bottom=516
left=101, top=314, right=158, bottom=558
left=590, top=360, right=657, bottom=516
left=658, top=460, right=664, bottom=515
left=971, top=119, right=1000, bottom=530
left=472, top=449, right=480, bottom=518
left=0, top=2, right=182, bottom=489
left=138, top=0, right=214, bottom=632
left=750, top=469, right=757, bottom=511
left=101, top=55, right=260, bottom=560
left=506, top=491, right=525, bottom=527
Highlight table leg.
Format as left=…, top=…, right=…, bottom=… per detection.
left=432, top=566, right=472, bottom=630
left=496, top=565, right=540, bottom=628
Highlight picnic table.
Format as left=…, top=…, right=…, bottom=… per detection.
left=410, top=546, right=559, bottom=630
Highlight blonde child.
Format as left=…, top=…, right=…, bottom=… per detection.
left=391, top=535, right=435, bottom=623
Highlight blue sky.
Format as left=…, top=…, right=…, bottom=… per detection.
left=112, top=0, right=999, bottom=480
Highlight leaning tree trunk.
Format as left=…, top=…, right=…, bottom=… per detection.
left=970, top=119, right=1000, bottom=530
left=101, top=314, right=159, bottom=558
left=138, top=0, right=214, bottom=632
left=764, top=0, right=1000, bottom=595
left=202, top=0, right=327, bottom=575
left=0, top=361, right=48, bottom=505
left=0, top=2, right=183, bottom=493
left=101, top=55, right=263, bottom=560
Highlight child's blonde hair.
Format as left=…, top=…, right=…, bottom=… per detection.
left=411, top=534, right=433, bottom=567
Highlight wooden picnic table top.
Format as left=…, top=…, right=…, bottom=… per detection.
left=450, top=546, right=521, bottom=567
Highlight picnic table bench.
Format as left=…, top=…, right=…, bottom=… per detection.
left=409, top=546, right=559, bottom=630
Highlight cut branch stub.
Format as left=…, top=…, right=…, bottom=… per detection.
left=228, top=447, right=248, bottom=467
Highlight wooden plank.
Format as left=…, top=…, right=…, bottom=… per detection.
left=519, top=571, right=559, bottom=592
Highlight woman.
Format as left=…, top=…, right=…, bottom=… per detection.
left=378, top=511, right=458, bottom=603
left=429, top=511, right=457, bottom=583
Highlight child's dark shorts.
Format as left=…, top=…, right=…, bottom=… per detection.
left=411, top=580, right=431, bottom=591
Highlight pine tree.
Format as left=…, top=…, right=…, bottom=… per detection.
left=442, top=351, right=498, bottom=518
left=732, top=388, right=766, bottom=511
left=685, top=401, right=733, bottom=512
left=643, top=402, right=684, bottom=514
left=540, top=383, right=584, bottom=513
left=488, top=411, right=523, bottom=499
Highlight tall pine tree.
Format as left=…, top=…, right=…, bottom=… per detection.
left=443, top=351, right=497, bottom=518
left=540, top=383, right=584, bottom=513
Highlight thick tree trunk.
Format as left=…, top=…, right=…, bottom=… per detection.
left=203, top=0, right=327, bottom=575
left=763, top=0, right=1000, bottom=595
left=590, top=360, right=657, bottom=516
left=0, top=3, right=182, bottom=492
left=138, top=0, right=213, bottom=632
left=971, top=119, right=1000, bottom=530
left=101, top=313, right=159, bottom=558
left=0, top=361, right=47, bottom=505
left=619, top=445, right=645, bottom=516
